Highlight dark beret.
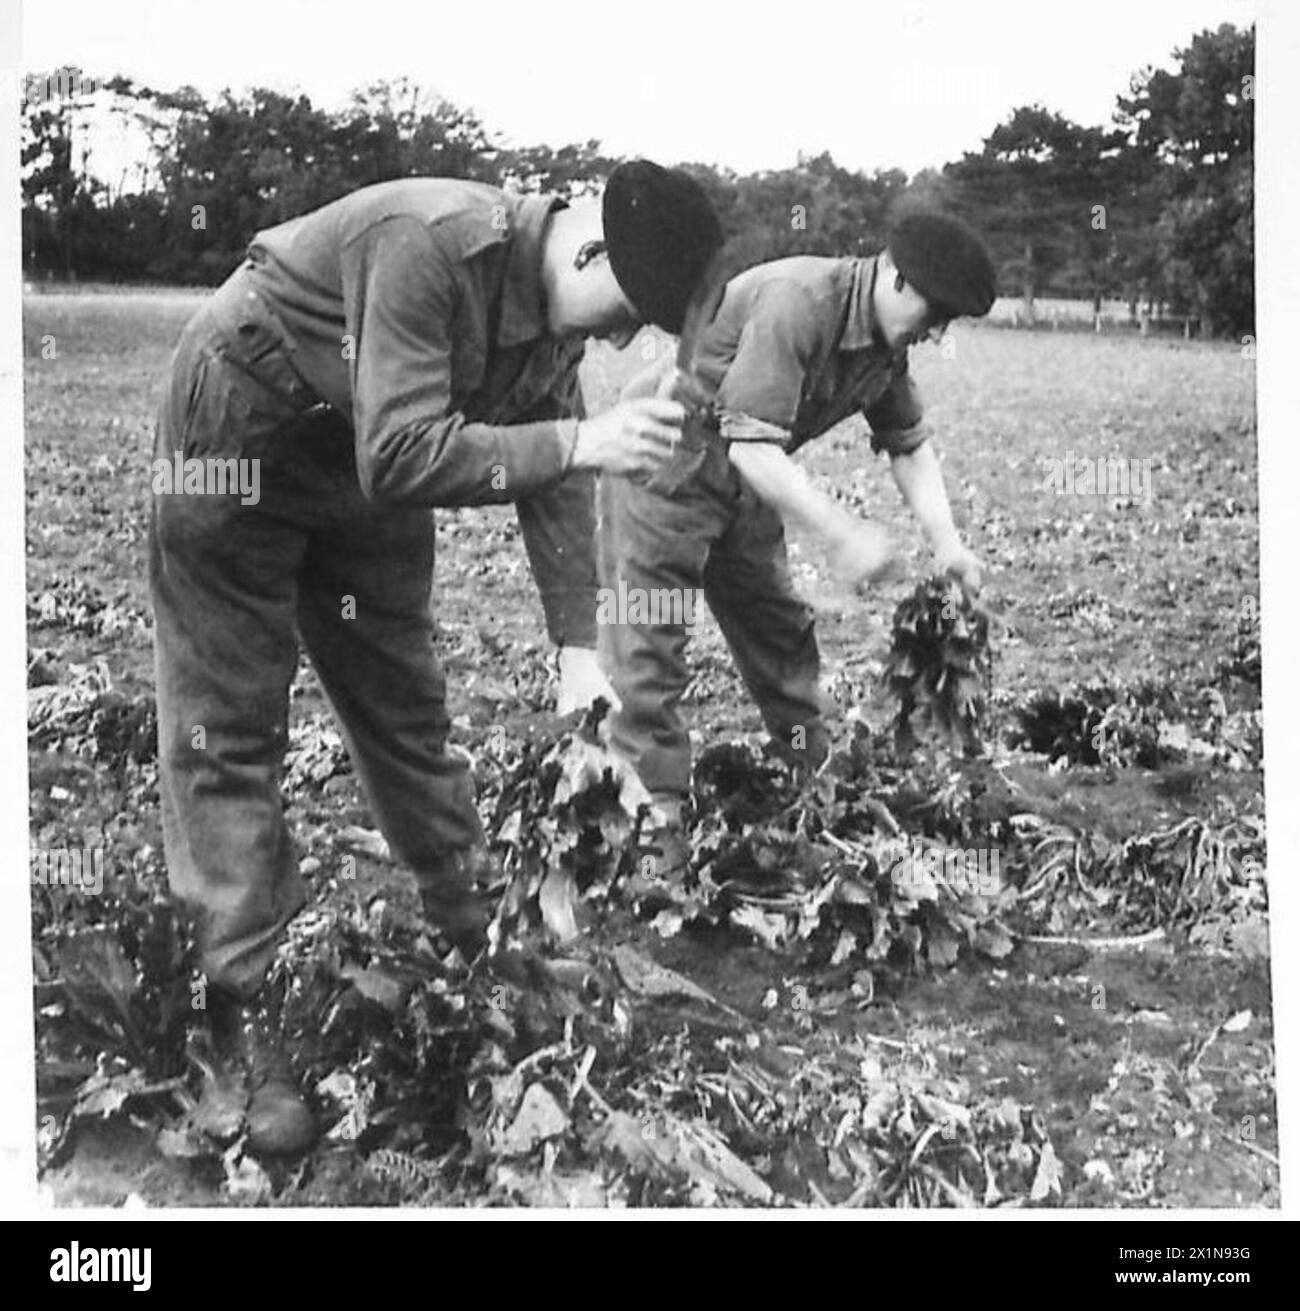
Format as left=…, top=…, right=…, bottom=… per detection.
left=888, top=211, right=997, bottom=319
left=603, top=160, right=724, bottom=334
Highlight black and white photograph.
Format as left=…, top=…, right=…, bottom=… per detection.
left=5, top=0, right=1295, bottom=1232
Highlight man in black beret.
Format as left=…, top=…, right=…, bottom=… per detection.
left=150, top=160, right=721, bottom=1153
left=596, top=209, right=995, bottom=872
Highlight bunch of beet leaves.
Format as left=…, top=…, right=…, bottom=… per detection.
left=882, top=576, right=993, bottom=757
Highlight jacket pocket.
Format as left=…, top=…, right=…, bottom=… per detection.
left=172, top=343, right=288, bottom=463
left=186, top=331, right=316, bottom=464
left=220, top=318, right=317, bottom=412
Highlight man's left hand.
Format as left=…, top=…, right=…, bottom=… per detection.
left=556, top=646, right=622, bottom=715
left=934, top=542, right=984, bottom=595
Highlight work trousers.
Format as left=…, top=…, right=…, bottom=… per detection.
left=150, top=268, right=587, bottom=995
left=596, top=430, right=828, bottom=801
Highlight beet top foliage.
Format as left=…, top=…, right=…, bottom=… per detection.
left=882, top=576, right=993, bottom=757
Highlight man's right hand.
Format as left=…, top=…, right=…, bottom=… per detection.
left=827, top=522, right=897, bottom=591
left=571, top=399, right=685, bottom=477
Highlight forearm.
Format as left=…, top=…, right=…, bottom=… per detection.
left=357, top=413, right=579, bottom=506
left=888, top=441, right=962, bottom=552
left=727, top=441, right=862, bottom=549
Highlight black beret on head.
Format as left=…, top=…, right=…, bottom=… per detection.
left=888, top=211, right=997, bottom=319
left=603, top=160, right=724, bottom=334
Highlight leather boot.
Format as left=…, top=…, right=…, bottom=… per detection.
left=209, top=989, right=317, bottom=1156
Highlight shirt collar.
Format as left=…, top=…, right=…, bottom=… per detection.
left=496, top=194, right=566, bottom=347
left=840, top=254, right=904, bottom=358
left=839, top=254, right=878, bottom=351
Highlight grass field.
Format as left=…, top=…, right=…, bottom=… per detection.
left=22, top=289, right=1260, bottom=714
left=25, top=289, right=1273, bottom=1208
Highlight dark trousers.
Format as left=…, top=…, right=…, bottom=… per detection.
left=596, top=432, right=828, bottom=801
left=151, top=272, right=488, bottom=996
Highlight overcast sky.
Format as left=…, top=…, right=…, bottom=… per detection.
left=19, top=0, right=1256, bottom=176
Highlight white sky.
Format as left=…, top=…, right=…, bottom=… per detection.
left=17, top=0, right=1257, bottom=177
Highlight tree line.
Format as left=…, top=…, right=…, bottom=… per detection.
left=22, top=23, right=1253, bottom=335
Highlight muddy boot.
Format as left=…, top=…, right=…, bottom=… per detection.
left=210, top=989, right=316, bottom=1157
left=418, top=847, right=498, bottom=959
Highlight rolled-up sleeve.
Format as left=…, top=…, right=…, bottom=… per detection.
left=865, top=357, right=928, bottom=456
left=340, top=217, right=576, bottom=505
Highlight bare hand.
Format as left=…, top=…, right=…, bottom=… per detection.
left=571, top=399, right=685, bottom=477
left=828, top=523, right=897, bottom=591
left=934, top=542, right=984, bottom=595
left=555, top=646, right=622, bottom=715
